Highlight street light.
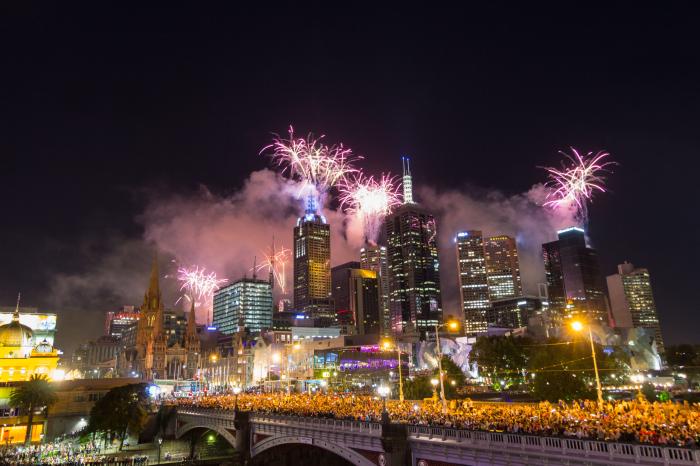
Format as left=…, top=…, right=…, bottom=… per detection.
left=232, top=386, right=242, bottom=411
left=434, top=320, right=459, bottom=413
left=377, top=385, right=390, bottom=423
left=430, top=378, right=439, bottom=400
left=571, top=320, right=603, bottom=406
left=157, top=437, right=163, bottom=464
left=382, top=339, right=404, bottom=402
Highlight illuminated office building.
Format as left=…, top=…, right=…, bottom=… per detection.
left=332, top=262, right=380, bottom=336
left=542, top=227, right=608, bottom=322
left=607, top=262, right=665, bottom=355
left=293, top=199, right=334, bottom=325
left=213, top=277, right=273, bottom=335
left=484, top=235, right=522, bottom=300
left=360, top=245, right=390, bottom=333
left=455, top=231, right=489, bottom=334
left=385, top=157, right=441, bottom=333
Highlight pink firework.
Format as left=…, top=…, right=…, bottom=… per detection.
left=339, top=173, right=402, bottom=244
left=542, top=148, right=616, bottom=224
left=252, top=245, right=291, bottom=294
left=261, top=126, right=361, bottom=205
left=177, top=266, right=228, bottom=308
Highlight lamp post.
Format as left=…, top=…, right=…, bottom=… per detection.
left=434, top=320, right=459, bottom=414
left=157, top=437, right=163, bottom=464
left=377, top=385, right=390, bottom=424
left=430, top=378, right=439, bottom=400
left=571, top=320, right=603, bottom=406
left=382, top=340, right=404, bottom=402
left=232, top=386, right=242, bottom=411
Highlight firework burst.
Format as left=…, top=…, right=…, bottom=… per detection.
left=339, top=173, right=402, bottom=244
left=261, top=126, right=361, bottom=211
left=176, top=266, right=228, bottom=315
left=252, top=245, right=291, bottom=294
left=542, top=148, right=616, bottom=225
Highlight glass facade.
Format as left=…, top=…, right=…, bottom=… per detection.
left=455, top=231, right=489, bottom=334
left=542, top=227, right=608, bottom=322
left=360, top=245, right=390, bottom=333
left=213, top=278, right=273, bottom=335
left=385, top=204, right=442, bottom=333
left=484, top=235, right=522, bottom=300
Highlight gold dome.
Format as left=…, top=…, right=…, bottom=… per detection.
left=0, top=313, right=33, bottom=348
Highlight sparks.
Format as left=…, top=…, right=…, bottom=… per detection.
left=261, top=126, right=361, bottom=211
left=177, top=266, right=228, bottom=307
left=252, top=245, right=291, bottom=294
left=542, top=148, right=616, bottom=225
left=339, top=173, right=402, bottom=244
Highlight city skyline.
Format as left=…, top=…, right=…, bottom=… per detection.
left=2, top=4, right=698, bottom=355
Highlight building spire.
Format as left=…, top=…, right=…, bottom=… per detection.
left=269, top=235, right=275, bottom=289
left=252, top=255, right=257, bottom=280
left=402, top=156, right=414, bottom=204
left=13, top=292, right=20, bottom=321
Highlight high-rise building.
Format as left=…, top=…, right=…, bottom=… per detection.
left=332, top=262, right=380, bottom=335
left=542, top=227, right=608, bottom=322
left=360, top=245, right=390, bottom=333
left=213, top=277, right=273, bottom=335
left=105, top=307, right=139, bottom=340
left=607, top=262, right=665, bottom=355
left=385, top=157, right=442, bottom=333
left=487, top=296, right=543, bottom=329
left=484, top=235, right=522, bottom=300
left=455, top=231, right=489, bottom=334
left=293, top=199, right=334, bottom=325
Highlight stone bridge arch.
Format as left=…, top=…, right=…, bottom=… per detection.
left=251, top=435, right=377, bottom=466
left=176, top=421, right=237, bottom=448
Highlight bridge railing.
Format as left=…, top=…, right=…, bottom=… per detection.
left=175, top=407, right=382, bottom=436
left=407, top=425, right=700, bottom=465
left=251, top=413, right=383, bottom=436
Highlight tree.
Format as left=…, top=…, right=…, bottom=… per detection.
left=87, top=383, right=150, bottom=450
left=437, top=355, right=466, bottom=398
left=471, top=335, right=531, bottom=388
left=10, top=374, right=58, bottom=445
left=403, top=375, right=433, bottom=400
left=528, top=337, right=626, bottom=402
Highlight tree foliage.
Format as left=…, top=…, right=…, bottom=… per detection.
left=10, top=374, right=58, bottom=445
left=471, top=335, right=531, bottom=388
left=87, top=383, right=150, bottom=450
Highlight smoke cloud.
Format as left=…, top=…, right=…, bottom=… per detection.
left=49, top=169, right=576, bottom=338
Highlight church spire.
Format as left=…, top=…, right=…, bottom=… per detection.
left=187, top=299, right=197, bottom=336
left=144, top=252, right=161, bottom=311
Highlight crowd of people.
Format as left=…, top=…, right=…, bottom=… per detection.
left=0, top=442, right=148, bottom=466
left=177, top=392, right=700, bottom=447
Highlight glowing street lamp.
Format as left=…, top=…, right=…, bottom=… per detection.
left=571, top=320, right=603, bottom=406
left=382, top=339, right=404, bottom=402
left=434, top=320, right=459, bottom=413
left=430, top=378, right=439, bottom=400
left=377, top=385, right=390, bottom=422
left=232, top=386, right=242, bottom=411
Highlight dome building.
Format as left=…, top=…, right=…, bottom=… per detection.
left=0, top=306, right=60, bottom=382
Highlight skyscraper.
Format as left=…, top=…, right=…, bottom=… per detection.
left=455, top=231, right=489, bottom=334
left=484, top=235, right=522, bottom=300
left=293, top=199, right=334, bottom=325
left=331, top=262, right=380, bottom=335
left=385, top=157, right=442, bottom=333
left=360, top=245, right=390, bottom=333
left=213, top=277, right=273, bottom=334
left=542, top=227, right=608, bottom=322
left=607, top=262, right=665, bottom=355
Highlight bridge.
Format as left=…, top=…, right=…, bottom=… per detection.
left=175, top=407, right=700, bottom=466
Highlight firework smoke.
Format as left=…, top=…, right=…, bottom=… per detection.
left=339, top=173, right=402, bottom=244
left=261, top=126, right=360, bottom=214
left=541, top=148, right=616, bottom=225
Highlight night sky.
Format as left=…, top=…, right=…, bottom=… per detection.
left=2, top=4, right=698, bottom=354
